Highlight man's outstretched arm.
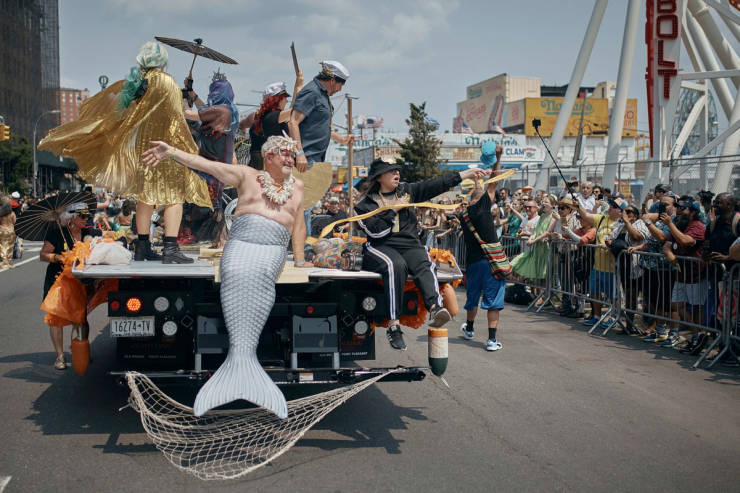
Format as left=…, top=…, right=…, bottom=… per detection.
left=142, top=140, right=245, bottom=187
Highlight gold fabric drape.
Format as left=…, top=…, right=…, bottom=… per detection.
left=39, top=69, right=211, bottom=208
left=0, top=224, right=15, bottom=269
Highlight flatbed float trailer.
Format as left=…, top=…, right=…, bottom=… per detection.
left=73, top=255, right=461, bottom=386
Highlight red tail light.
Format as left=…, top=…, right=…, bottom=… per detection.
left=306, top=305, right=314, bottom=315
left=126, top=297, right=142, bottom=313
left=110, top=300, right=120, bottom=311
left=407, top=300, right=417, bottom=310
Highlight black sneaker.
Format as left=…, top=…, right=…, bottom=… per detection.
left=690, top=333, right=708, bottom=356
left=680, top=333, right=708, bottom=355
left=428, top=305, right=451, bottom=328
left=386, top=325, right=407, bottom=351
left=559, top=307, right=575, bottom=317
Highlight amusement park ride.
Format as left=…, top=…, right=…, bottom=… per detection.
left=533, top=0, right=739, bottom=195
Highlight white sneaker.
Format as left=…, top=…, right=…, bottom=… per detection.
left=486, top=339, right=502, bottom=352
left=54, top=354, right=67, bottom=370
left=460, top=323, right=474, bottom=340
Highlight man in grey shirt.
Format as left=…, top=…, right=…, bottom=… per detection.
left=289, top=60, right=354, bottom=172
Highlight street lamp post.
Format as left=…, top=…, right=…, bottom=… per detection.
left=33, top=109, right=60, bottom=197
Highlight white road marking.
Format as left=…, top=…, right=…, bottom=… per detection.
left=0, top=476, right=11, bottom=493
left=0, top=255, right=38, bottom=273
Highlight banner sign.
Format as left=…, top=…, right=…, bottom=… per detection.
left=524, top=97, right=637, bottom=137
left=349, top=133, right=544, bottom=164
left=651, top=0, right=686, bottom=160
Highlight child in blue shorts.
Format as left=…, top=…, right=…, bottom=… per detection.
left=462, top=258, right=506, bottom=351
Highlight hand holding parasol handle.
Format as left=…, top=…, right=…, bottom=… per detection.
left=188, top=38, right=203, bottom=76
left=183, top=38, right=203, bottom=107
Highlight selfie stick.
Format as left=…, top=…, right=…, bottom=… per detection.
left=532, top=119, right=578, bottom=202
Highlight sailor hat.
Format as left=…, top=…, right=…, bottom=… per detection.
left=320, top=60, right=350, bottom=81
left=263, top=81, right=290, bottom=98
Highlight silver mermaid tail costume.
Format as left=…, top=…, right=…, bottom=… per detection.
left=193, top=214, right=290, bottom=418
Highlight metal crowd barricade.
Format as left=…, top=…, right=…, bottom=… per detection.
left=693, top=262, right=740, bottom=368
left=451, top=232, right=467, bottom=270
left=483, top=230, right=739, bottom=370
left=611, top=249, right=737, bottom=368
left=545, top=240, right=615, bottom=332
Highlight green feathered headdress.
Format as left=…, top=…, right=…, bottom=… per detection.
left=118, top=41, right=169, bottom=110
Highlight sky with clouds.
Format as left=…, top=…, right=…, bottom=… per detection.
left=59, top=0, right=705, bottom=134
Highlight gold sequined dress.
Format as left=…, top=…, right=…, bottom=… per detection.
left=39, top=68, right=211, bottom=208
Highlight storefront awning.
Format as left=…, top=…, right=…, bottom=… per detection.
left=36, top=150, right=78, bottom=171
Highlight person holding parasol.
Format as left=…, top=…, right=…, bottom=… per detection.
left=181, top=70, right=242, bottom=247
left=30, top=197, right=101, bottom=369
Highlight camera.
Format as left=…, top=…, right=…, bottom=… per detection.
left=597, top=194, right=604, bottom=201
left=657, top=202, right=666, bottom=214
left=340, top=249, right=363, bottom=271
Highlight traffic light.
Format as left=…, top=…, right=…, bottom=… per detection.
left=0, top=124, right=9, bottom=141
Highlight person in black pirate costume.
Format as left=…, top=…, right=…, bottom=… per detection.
left=355, top=159, right=488, bottom=350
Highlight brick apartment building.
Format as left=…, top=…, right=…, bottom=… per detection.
left=58, top=87, right=89, bottom=124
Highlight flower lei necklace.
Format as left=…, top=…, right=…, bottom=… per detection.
left=257, top=171, right=295, bottom=205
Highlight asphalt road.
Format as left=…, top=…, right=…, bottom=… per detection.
left=0, top=249, right=739, bottom=492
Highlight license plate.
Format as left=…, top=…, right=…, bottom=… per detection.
left=110, top=317, right=155, bottom=337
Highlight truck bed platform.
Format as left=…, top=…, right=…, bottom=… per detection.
left=73, top=254, right=462, bottom=283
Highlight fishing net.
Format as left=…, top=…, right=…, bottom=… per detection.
left=125, top=370, right=396, bottom=480
left=234, top=134, right=251, bottom=165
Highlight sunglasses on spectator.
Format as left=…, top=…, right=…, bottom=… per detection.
left=676, top=202, right=689, bottom=210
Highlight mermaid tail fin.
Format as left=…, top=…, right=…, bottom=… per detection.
left=192, top=352, right=288, bottom=419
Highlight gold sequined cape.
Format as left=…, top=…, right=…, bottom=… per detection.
left=38, top=69, right=211, bottom=208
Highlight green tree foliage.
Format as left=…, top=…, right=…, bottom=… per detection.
left=0, top=135, right=32, bottom=195
left=394, top=102, right=445, bottom=182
